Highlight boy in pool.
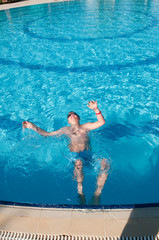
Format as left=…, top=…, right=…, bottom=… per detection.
left=22, top=100, right=109, bottom=204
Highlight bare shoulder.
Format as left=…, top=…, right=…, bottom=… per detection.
left=60, top=126, right=70, bottom=134
left=81, top=121, right=104, bottom=131
left=80, top=123, right=91, bottom=131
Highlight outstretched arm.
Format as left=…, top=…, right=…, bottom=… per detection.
left=22, top=121, right=65, bottom=137
left=82, top=101, right=105, bottom=131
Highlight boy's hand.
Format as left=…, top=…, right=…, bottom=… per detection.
left=87, top=100, right=98, bottom=110
left=22, top=121, right=34, bottom=129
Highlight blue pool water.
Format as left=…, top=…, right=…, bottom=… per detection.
left=0, top=0, right=159, bottom=206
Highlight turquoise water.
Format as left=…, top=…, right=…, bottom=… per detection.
left=0, top=0, right=159, bottom=206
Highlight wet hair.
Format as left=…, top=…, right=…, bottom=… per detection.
left=67, top=111, right=80, bottom=120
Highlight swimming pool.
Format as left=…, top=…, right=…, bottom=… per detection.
left=0, top=0, right=159, bottom=206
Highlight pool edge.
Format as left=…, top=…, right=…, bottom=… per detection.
left=0, top=0, right=70, bottom=11
left=0, top=200, right=159, bottom=209
left=0, top=201, right=159, bottom=236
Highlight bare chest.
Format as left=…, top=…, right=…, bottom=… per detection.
left=69, top=128, right=88, bottom=141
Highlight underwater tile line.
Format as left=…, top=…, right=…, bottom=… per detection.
left=0, top=55, right=159, bottom=74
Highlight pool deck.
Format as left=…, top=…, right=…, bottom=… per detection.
left=0, top=0, right=66, bottom=11
left=0, top=204, right=159, bottom=237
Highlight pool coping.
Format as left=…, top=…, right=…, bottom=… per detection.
left=0, top=201, right=159, bottom=236
left=0, top=0, right=68, bottom=11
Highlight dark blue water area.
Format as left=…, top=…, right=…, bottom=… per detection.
left=1, top=152, right=159, bottom=206
left=0, top=115, right=159, bottom=205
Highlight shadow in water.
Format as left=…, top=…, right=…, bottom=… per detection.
left=98, top=118, right=159, bottom=141
left=0, top=115, right=23, bottom=141
left=0, top=114, right=20, bottom=130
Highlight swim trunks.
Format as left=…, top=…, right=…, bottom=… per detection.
left=66, top=150, right=110, bottom=173
left=68, top=149, right=93, bottom=167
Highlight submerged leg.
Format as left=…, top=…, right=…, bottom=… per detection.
left=94, top=158, right=110, bottom=196
left=90, top=158, right=110, bottom=205
left=74, top=159, right=84, bottom=195
left=73, top=159, right=86, bottom=205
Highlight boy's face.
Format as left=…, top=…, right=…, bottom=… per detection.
left=67, top=112, right=80, bottom=124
